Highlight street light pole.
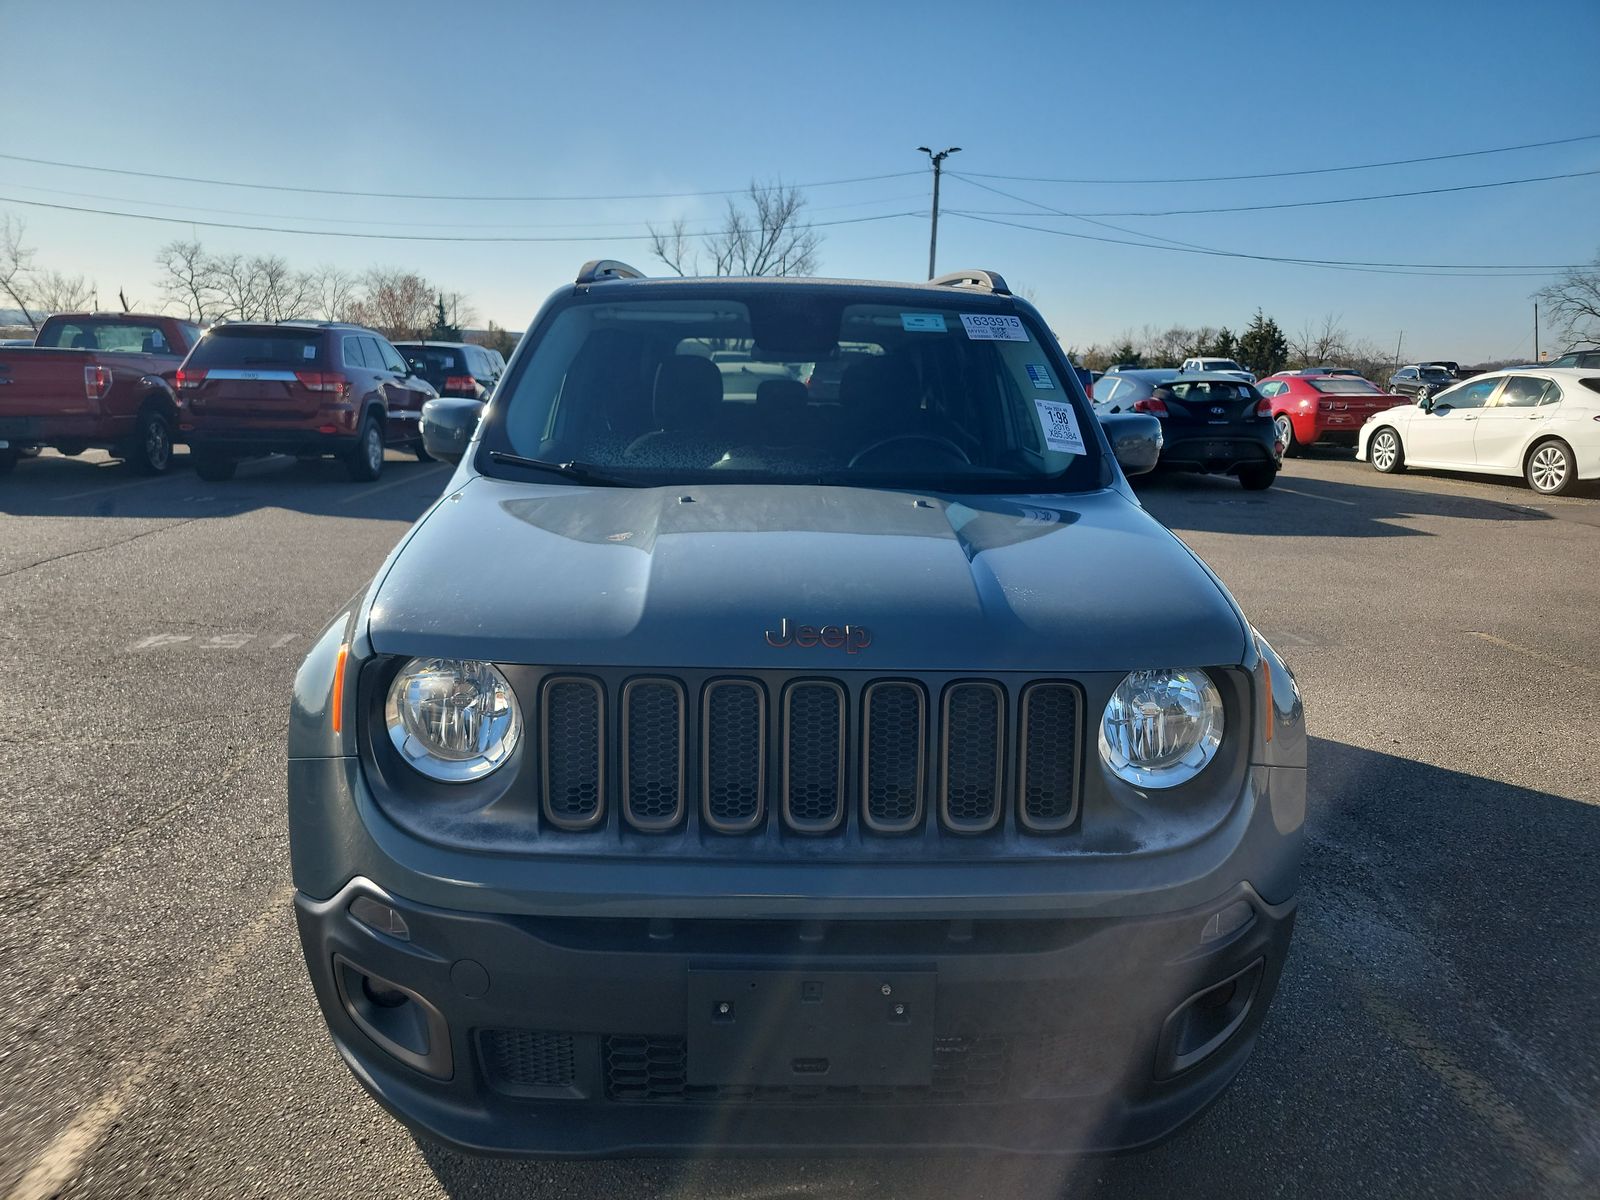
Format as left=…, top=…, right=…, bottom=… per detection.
left=917, top=145, right=961, bottom=279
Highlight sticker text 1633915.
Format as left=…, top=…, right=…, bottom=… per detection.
left=960, top=314, right=1028, bottom=341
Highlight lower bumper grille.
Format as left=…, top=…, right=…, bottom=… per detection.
left=597, top=1032, right=1113, bottom=1104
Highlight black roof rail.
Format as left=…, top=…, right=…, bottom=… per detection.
left=929, top=269, right=1011, bottom=296
left=576, top=259, right=646, bottom=285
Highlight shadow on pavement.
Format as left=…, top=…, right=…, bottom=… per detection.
left=0, top=447, right=453, bottom=522
left=414, top=739, right=1599, bottom=1198
left=1136, top=466, right=1555, bottom=538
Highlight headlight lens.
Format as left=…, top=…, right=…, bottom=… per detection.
left=1098, top=668, right=1223, bottom=788
left=385, top=658, right=521, bottom=782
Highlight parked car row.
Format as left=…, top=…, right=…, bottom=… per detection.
left=0, top=312, right=506, bottom=480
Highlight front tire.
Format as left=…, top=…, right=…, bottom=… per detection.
left=1369, top=427, right=1404, bottom=474
left=411, top=438, right=433, bottom=462
left=1274, top=413, right=1301, bottom=457
left=346, top=416, right=384, bottom=482
left=127, top=407, right=174, bottom=474
left=1238, top=463, right=1277, bottom=490
left=1525, top=439, right=1576, bottom=496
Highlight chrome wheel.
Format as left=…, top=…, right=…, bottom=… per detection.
left=364, top=423, right=383, bottom=473
left=1274, top=414, right=1297, bottom=455
left=1527, top=442, right=1571, bottom=494
left=1370, top=429, right=1400, bottom=472
left=145, top=417, right=171, bottom=471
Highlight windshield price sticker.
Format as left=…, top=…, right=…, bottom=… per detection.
left=1026, top=363, right=1055, bottom=389
left=900, top=313, right=947, bottom=332
left=960, top=314, right=1028, bottom=341
left=1035, top=399, right=1086, bottom=454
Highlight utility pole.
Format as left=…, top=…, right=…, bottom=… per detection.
left=1534, top=302, right=1540, bottom=361
left=917, top=145, right=961, bottom=279
left=1394, top=330, right=1404, bottom=374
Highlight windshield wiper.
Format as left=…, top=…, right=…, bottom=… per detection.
left=486, top=450, right=639, bottom=486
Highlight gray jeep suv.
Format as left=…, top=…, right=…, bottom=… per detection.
left=289, top=262, right=1305, bottom=1156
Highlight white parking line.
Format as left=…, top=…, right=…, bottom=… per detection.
left=1467, top=631, right=1600, bottom=685
left=50, top=473, right=177, bottom=505
left=3, top=885, right=294, bottom=1200
left=338, top=464, right=448, bottom=506
left=1274, top=486, right=1358, bottom=507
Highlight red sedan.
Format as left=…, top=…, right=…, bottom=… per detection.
left=1256, top=372, right=1408, bottom=455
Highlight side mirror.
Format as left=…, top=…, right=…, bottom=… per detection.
left=1100, top=412, right=1163, bottom=477
left=1417, top=393, right=1434, bottom=412
left=420, top=395, right=482, bottom=465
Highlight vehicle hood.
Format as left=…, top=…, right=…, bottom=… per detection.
left=366, top=478, right=1250, bottom=671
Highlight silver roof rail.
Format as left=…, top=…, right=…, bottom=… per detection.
left=929, top=269, right=1011, bottom=296
left=576, top=259, right=646, bottom=285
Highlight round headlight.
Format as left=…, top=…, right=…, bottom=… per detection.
left=385, top=658, right=521, bottom=782
left=1098, top=668, right=1223, bottom=788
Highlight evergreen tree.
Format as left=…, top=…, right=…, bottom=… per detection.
left=1237, top=310, right=1288, bottom=376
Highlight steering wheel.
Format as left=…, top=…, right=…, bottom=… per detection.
left=849, top=433, right=972, bottom=469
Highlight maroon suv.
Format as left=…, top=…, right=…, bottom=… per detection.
left=176, top=322, right=438, bottom=481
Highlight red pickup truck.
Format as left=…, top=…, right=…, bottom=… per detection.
left=0, top=313, right=202, bottom=474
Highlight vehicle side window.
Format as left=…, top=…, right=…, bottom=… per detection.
left=359, top=337, right=387, bottom=371
left=1438, top=379, right=1498, bottom=410
left=1397, top=368, right=1416, bottom=380
left=1497, top=376, right=1550, bottom=408
left=342, top=336, right=369, bottom=369
left=375, top=339, right=408, bottom=374
left=1097, top=379, right=1121, bottom=405
left=1259, top=381, right=1283, bottom=397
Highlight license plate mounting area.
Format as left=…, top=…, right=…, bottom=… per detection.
left=686, top=968, right=935, bottom=1088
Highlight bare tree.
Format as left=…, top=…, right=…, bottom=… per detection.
left=255, top=256, right=315, bottom=322
left=30, top=270, right=95, bottom=315
left=309, top=264, right=359, bottom=322
left=1535, top=253, right=1600, bottom=347
left=650, top=181, right=821, bottom=278
left=209, top=253, right=263, bottom=320
left=155, top=239, right=217, bottom=322
left=1289, top=313, right=1350, bottom=367
left=348, top=268, right=435, bottom=339
left=1, top=214, right=37, bottom=329
left=440, top=290, right=477, bottom=331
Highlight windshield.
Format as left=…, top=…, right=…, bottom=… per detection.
left=1419, top=366, right=1454, bottom=380
left=1309, top=377, right=1382, bottom=394
left=482, top=293, right=1103, bottom=492
left=1204, top=359, right=1246, bottom=373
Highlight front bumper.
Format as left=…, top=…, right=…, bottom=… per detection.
left=296, top=878, right=1294, bottom=1156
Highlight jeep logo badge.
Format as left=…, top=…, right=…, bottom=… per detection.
left=765, top=617, right=872, bottom=654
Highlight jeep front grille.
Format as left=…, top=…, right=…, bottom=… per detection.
left=542, top=677, right=604, bottom=829
left=702, top=680, right=765, bottom=832
left=534, top=672, right=1084, bottom=840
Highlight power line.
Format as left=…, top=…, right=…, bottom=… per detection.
left=946, top=212, right=1581, bottom=276
left=0, top=178, right=929, bottom=230
left=0, top=152, right=923, bottom=202
left=959, top=133, right=1600, bottom=185
left=0, top=192, right=921, bottom=242
left=947, top=166, right=1600, bottom=217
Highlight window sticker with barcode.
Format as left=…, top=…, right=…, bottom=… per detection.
left=1034, top=399, right=1086, bottom=453
left=959, top=313, right=1028, bottom=341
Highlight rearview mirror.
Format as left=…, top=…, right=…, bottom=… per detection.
left=421, top=395, right=482, bottom=465
left=1099, top=412, right=1162, bottom=477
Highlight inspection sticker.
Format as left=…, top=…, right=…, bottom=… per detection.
left=900, top=312, right=946, bottom=332
left=1025, top=363, right=1055, bottom=390
left=1035, top=399, right=1086, bottom=453
left=960, top=313, right=1028, bottom=341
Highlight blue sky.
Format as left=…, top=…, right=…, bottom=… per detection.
left=3, top=0, right=1597, bottom=361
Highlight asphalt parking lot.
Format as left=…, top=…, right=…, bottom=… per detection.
left=1, top=447, right=1597, bottom=1199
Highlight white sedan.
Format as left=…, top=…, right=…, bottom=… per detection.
left=1357, top=368, right=1600, bottom=496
